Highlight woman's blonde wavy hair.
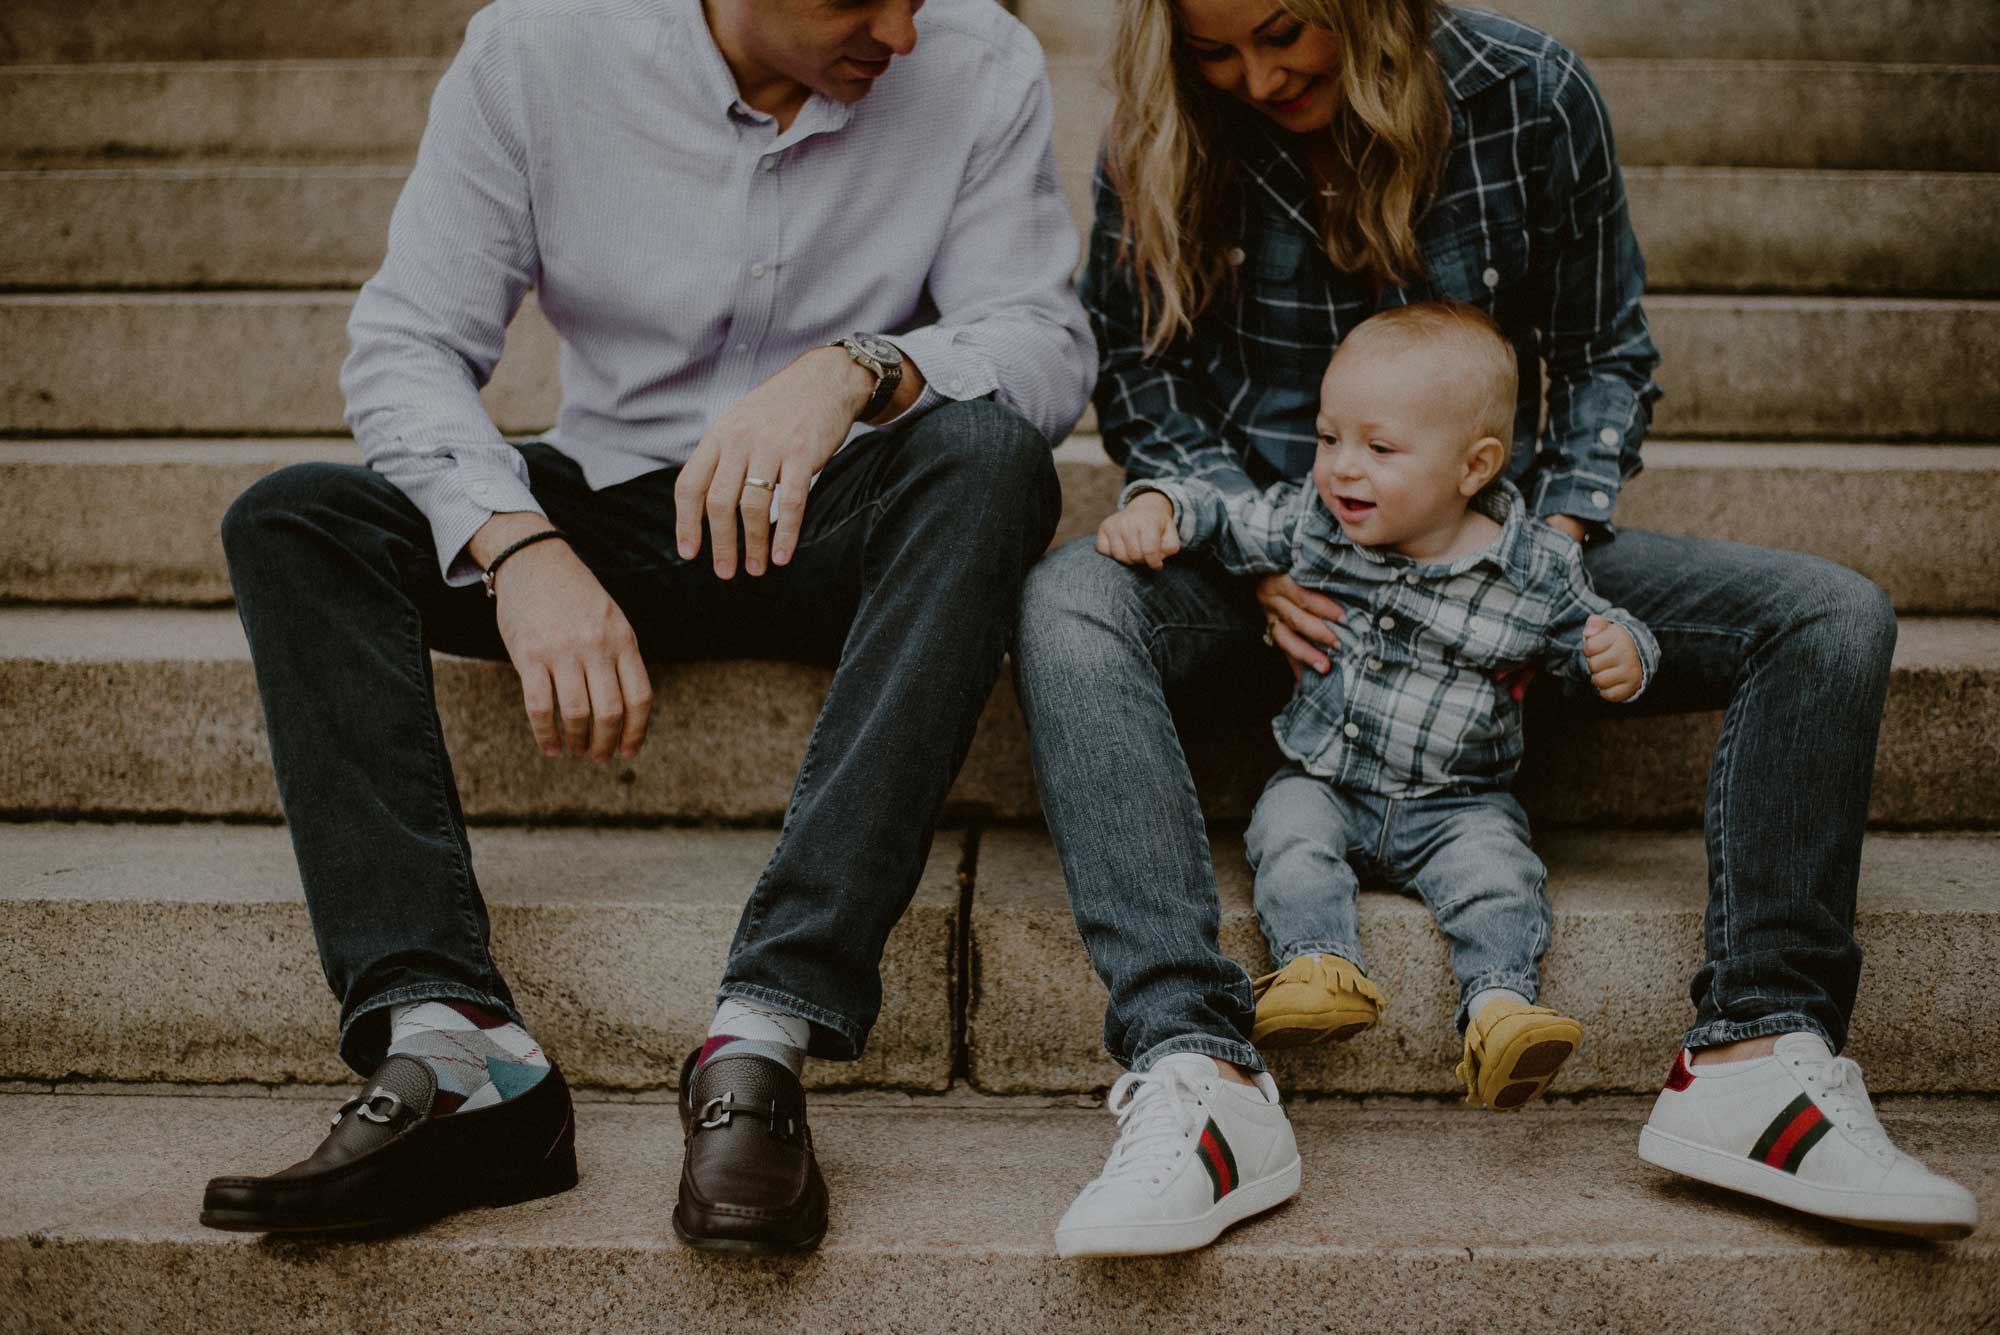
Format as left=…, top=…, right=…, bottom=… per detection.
left=1106, top=0, right=1450, bottom=354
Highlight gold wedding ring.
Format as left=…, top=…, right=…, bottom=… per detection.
left=744, top=475, right=776, bottom=492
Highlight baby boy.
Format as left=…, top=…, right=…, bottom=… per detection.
left=1096, top=300, right=1660, bottom=1110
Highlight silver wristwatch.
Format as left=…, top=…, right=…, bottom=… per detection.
left=827, top=333, right=904, bottom=422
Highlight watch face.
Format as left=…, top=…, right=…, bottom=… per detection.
left=850, top=333, right=901, bottom=366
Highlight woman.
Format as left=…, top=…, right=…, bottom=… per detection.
left=1020, top=0, right=1975, bottom=1257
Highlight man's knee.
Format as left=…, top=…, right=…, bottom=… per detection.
left=221, top=461, right=385, bottom=562
left=900, top=399, right=1057, bottom=516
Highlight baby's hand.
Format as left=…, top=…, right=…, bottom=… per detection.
left=1097, top=491, right=1182, bottom=570
left=1584, top=614, right=1643, bottom=702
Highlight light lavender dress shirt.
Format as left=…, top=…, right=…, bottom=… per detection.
left=340, top=0, right=1095, bottom=583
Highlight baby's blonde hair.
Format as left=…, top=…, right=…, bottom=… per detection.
left=1332, top=300, right=1517, bottom=444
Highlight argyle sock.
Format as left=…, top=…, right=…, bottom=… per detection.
left=697, top=997, right=810, bottom=1077
left=386, top=1000, right=550, bottom=1115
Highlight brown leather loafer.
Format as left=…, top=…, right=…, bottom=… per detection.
left=200, top=1054, right=576, bottom=1233
left=672, top=1048, right=827, bottom=1252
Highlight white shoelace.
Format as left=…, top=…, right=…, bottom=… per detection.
left=1082, top=1064, right=1208, bottom=1196
left=1800, top=1054, right=1896, bottom=1160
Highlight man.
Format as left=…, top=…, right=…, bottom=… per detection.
left=202, top=0, right=1091, bottom=1252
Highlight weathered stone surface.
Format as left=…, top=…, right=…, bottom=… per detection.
left=1627, top=168, right=2000, bottom=296
left=7, top=293, right=1993, bottom=440
left=965, top=830, right=2000, bottom=1096
left=0, top=293, right=558, bottom=435
left=1052, top=439, right=2000, bottom=614
left=9, top=438, right=1994, bottom=610
left=0, top=1, right=486, bottom=62
left=1019, top=0, right=2000, bottom=63
left=1, top=609, right=1994, bottom=827
left=0, top=824, right=958, bottom=1091
left=2, top=1092, right=1995, bottom=1333
left=0, top=166, right=406, bottom=288
left=0, top=59, right=445, bottom=168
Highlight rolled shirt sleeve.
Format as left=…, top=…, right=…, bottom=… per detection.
left=882, top=23, right=1095, bottom=446
left=1528, top=47, right=1662, bottom=528
left=340, top=6, right=543, bottom=585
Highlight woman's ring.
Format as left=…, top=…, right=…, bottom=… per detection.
left=744, top=475, right=776, bottom=492
left=1262, top=620, right=1278, bottom=647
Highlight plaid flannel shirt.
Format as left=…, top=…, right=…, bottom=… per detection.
left=1126, top=475, right=1661, bottom=796
left=1084, top=6, right=1662, bottom=530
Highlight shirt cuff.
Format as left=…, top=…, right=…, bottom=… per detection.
left=1119, top=479, right=1199, bottom=545
left=886, top=327, right=996, bottom=410
left=1532, top=466, right=1623, bottom=528
left=424, top=462, right=545, bottom=586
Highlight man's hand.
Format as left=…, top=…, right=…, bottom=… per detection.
left=1585, top=613, right=1643, bottom=702
left=472, top=513, right=653, bottom=762
left=673, top=347, right=875, bottom=580
left=1096, top=492, right=1181, bottom=569
left=1255, top=572, right=1346, bottom=681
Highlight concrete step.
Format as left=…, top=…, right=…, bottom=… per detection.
left=0, top=1, right=483, bottom=63
left=10, top=164, right=1995, bottom=297
left=1021, top=0, right=2000, bottom=64
left=2, top=1091, right=1995, bottom=1332
left=11, top=57, right=1997, bottom=174
left=967, top=830, right=2000, bottom=1096
left=6, top=439, right=1998, bottom=613
left=0, top=292, right=558, bottom=436
left=0, top=824, right=957, bottom=1093
left=3, top=292, right=1994, bottom=440
left=0, top=608, right=1994, bottom=828
left=4, top=822, right=1993, bottom=1097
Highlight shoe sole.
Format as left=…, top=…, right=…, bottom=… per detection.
left=1053, top=1157, right=1302, bottom=1258
left=1638, top=1124, right=1977, bottom=1241
left=198, top=1112, right=579, bottom=1234
left=1251, top=1018, right=1374, bottom=1050
left=1475, top=1023, right=1580, bottom=1111
left=670, top=1214, right=827, bottom=1254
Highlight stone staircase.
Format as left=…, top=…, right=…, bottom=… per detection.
left=2, top=2, right=1996, bottom=1330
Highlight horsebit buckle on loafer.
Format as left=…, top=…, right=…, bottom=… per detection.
left=330, top=1087, right=404, bottom=1129
left=697, top=1093, right=799, bottom=1139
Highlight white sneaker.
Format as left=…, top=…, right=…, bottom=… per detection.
left=1638, top=1032, right=1978, bottom=1240
left=1054, top=1052, right=1301, bottom=1257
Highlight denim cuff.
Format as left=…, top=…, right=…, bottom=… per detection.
left=1682, top=1012, right=1835, bottom=1056
left=337, top=981, right=524, bottom=1077
left=716, top=982, right=867, bottom=1063
left=1273, top=942, right=1366, bottom=973
left=1455, top=968, right=1543, bottom=1033
left=1130, top=1033, right=1267, bottom=1077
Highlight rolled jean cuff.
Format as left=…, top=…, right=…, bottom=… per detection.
left=716, top=982, right=866, bottom=1063
left=1455, top=968, right=1543, bottom=1033
left=1273, top=942, right=1366, bottom=973
left=1131, top=1034, right=1267, bottom=1077
left=337, top=981, right=524, bottom=1077
left=1682, top=1012, right=1835, bottom=1055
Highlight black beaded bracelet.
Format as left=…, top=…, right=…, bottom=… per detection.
left=480, top=529, right=569, bottom=600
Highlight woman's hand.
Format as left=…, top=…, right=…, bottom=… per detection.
left=1255, top=572, right=1346, bottom=680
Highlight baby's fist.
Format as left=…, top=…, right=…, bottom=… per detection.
left=1097, top=491, right=1182, bottom=570
left=1583, top=613, right=1642, bottom=702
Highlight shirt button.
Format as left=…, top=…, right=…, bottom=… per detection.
left=1599, top=426, right=1620, bottom=447
left=750, top=262, right=768, bottom=278
left=736, top=343, right=749, bottom=353
left=1344, top=722, right=1361, bottom=739
left=1368, top=657, right=1384, bottom=671
left=1481, top=267, right=1500, bottom=288
left=760, top=157, right=777, bottom=172
left=1378, top=614, right=1397, bottom=631
left=1591, top=490, right=1612, bottom=509
left=1227, top=247, right=1246, bottom=266
left=1403, top=571, right=1419, bottom=585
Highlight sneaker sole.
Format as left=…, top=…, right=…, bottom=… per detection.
left=1638, top=1124, right=1977, bottom=1241
left=1053, top=1158, right=1302, bottom=1258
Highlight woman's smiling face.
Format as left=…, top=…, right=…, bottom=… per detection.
left=1174, top=0, right=1343, bottom=134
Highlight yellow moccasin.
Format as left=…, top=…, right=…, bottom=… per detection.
left=1249, top=953, right=1386, bottom=1050
left=1455, top=997, right=1583, bottom=1111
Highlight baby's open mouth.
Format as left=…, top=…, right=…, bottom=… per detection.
left=1335, top=496, right=1376, bottom=522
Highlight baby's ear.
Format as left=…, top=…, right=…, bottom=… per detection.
left=1460, top=435, right=1507, bottom=496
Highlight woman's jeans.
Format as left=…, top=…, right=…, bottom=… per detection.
left=222, top=401, right=1060, bottom=1075
left=1247, top=771, right=1550, bottom=1032
left=1015, top=528, right=1896, bottom=1074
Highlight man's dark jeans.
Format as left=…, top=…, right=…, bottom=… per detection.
left=222, top=400, right=1060, bottom=1074
left=1015, top=528, right=1897, bottom=1074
